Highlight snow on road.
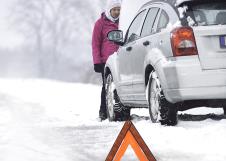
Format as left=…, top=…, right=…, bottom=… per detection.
left=0, top=79, right=225, bottom=161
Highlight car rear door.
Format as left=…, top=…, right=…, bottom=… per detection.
left=131, top=2, right=179, bottom=102
left=131, top=7, right=160, bottom=101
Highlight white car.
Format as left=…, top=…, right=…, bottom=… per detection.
left=104, top=0, right=226, bottom=125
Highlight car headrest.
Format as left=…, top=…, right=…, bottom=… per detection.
left=216, top=11, right=226, bottom=24
left=193, top=10, right=207, bottom=25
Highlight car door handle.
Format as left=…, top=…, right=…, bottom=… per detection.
left=126, top=46, right=132, bottom=52
left=143, top=41, right=150, bottom=46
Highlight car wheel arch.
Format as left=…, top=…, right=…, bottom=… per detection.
left=144, top=49, right=164, bottom=87
left=145, top=64, right=154, bottom=87
left=104, top=67, right=111, bottom=80
left=104, top=53, right=120, bottom=84
left=104, top=65, right=118, bottom=81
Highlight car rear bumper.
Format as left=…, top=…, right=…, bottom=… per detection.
left=156, top=56, right=226, bottom=103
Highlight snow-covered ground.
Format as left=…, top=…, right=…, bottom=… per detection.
left=0, top=79, right=225, bottom=161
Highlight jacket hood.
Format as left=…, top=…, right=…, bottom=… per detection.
left=105, top=0, right=121, bottom=22
left=101, top=12, right=119, bottom=24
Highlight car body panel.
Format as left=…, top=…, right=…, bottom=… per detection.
left=193, top=25, right=226, bottom=70
left=157, top=56, right=226, bottom=103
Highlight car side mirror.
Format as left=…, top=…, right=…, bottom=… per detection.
left=107, top=30, right=124, bottom=46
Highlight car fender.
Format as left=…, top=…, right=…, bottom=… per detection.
left=104, top=52, right=120, bottom=87
left=144, top=48, right=169, bottom=90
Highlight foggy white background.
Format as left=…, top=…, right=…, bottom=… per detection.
left=0, top=0, right=151, bottom=84
left=0, top=0, right=23, bottom=48
left=0, top=0, right=107, bottom=83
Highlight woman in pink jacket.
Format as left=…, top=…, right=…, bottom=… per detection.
left=92, top=0, right=121, bottom=120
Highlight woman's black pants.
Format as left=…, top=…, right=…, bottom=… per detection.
left=99, top=71, right=107, bottom=116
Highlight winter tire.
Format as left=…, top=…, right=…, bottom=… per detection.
left=223, top=106, right=226, bottom=115
left=147, top=71, right=178, bottom=126
left=105, top=74, right=130, bottom=121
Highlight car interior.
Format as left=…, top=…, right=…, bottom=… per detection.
left=193, top=10, right=207, bottom=25
left=216, top=11, right=226, bottom=25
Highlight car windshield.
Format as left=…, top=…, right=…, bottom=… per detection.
left=186, top=2, right=226, bottom=26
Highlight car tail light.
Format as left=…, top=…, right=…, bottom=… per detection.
left=171, top=27, right=198, bottom=57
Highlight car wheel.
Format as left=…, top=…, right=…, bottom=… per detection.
left=105, top=74, right=130, bottom=121
left=147, top=71, right=178, bottom=126
left=223, top=106, right=226, bottom=115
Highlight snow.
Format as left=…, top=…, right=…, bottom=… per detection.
left=187, top=16, right=196, bottom=26
left=161, top=21, right=182, bottom=32
left=178, top=6, right=188, bottom=19
left=0, top=79, right=226, bottom=161
left=177, top=5, right=196, bottom=27
left=175, top=0, right=192, bottom=7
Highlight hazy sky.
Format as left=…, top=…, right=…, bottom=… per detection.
left=0, top=0, right=149, bottom=49
left=0, top=0, right=23, bottom=49
left=120, top=0, right=150, bottom=35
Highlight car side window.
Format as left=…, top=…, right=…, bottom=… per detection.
left=141, top=8, right=159, bottom=37
left=156, top=10, right=169, bottom=32
left=125, top=10, right=146, bottom=43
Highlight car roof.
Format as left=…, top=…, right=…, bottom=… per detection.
left=139, top=0, right=192, bottom=25
left=140, top=0, right=186, bottom=9
left=139, top=0, right=182, bottom=16
left=141, top=0, right=224, bottom=9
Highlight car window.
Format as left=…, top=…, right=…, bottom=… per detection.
left=141, top=8, right=159, bottom=37
left=186, top=2, right=226, bottom=26
left=125, top=10, right=146, bottom=43
left=156, top=10, right=169, bottom=32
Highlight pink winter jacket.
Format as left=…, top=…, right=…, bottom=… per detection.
left=92, top=13, right=119, bottom=64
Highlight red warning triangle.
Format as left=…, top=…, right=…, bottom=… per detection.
left=105, top=121, right=156, bottom=161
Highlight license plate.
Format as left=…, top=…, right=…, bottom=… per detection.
left=219, top=35, right=226, bottom=48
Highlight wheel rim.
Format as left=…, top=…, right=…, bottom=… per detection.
left=150, top=72, right=162, bottom=122
left=106, top=75, right=115, bottom=120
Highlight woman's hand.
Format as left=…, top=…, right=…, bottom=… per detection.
left=94, top=63, right=105, bottom=73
